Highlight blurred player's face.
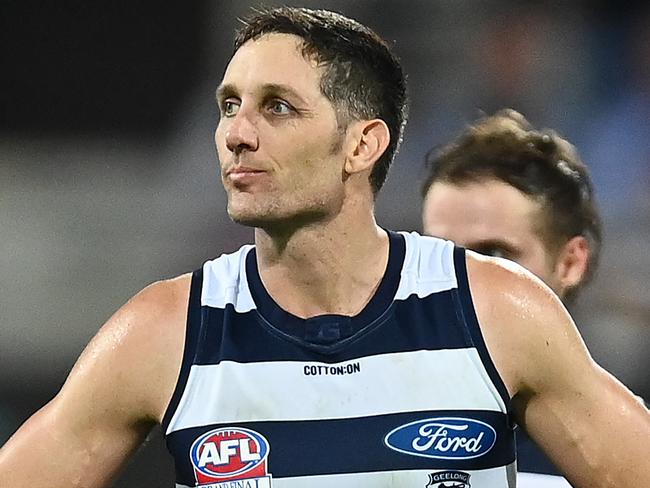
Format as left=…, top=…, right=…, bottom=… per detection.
left=422, top=179, right=565, bottom=295
left=215, top=33, right=346, bottom=229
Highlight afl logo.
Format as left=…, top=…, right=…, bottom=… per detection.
left=384, top=417, right=496, bottom=460
left=190, top=427, right=270, bottom=480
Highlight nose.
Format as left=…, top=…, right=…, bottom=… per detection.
left=224, top=110, right=259, bottom=154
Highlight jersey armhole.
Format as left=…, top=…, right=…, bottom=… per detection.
left=452, top=247, right=513, bottom=413
left=161, top=267, right=203, bottom=433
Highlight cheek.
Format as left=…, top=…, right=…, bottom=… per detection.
left=519, top=246, right=555, bottom=282
left=422, top=211, right=461, bottom=241
left=214, top=126, right=229, bottom=162
left=214, top=124, right=223, bottom=145
left=214, top=119, right=223, bottom=140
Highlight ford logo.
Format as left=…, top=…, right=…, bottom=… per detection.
left=384, top=417, right=496, bottom=460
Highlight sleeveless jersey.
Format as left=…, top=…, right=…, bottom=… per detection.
left=163, top=231, right=516, bottom=488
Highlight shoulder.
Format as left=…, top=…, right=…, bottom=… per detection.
left=463, top=251, right=584, bottom=396
left=57, top=273, right=193, bottom=424
left=203, top=244, right=254, bottom=280
left=121, top=273, right=193, bottom=325
left=465, top=249, right=555, bottom=308
left=398, top=231, right=456, bottom=278
left=99, top=273, right=192, bottom=365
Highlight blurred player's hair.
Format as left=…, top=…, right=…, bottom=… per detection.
left=422, top=109, right=602, bottom=300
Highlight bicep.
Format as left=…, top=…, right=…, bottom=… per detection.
left=0, top=393, right=150, bottom=488
left=467, top=254, right=650, bottom=486
left=519, top=358, right=650, bottom=486
left=0, top=314, right=157, bottom=488
left=0, top=276, right=188, bottom=487
left=506, top=288, right=650, bottom=486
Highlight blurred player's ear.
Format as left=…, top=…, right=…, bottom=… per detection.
left=343, top=119, right=390, bottom=176
left=555, top=235, right=590, bottom=296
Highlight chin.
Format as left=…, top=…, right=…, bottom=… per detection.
left=229, top=214, right=267, bottom=228
left=228, top=207, right=265, bottom=228
left=227, top=200, right=281, bottom=228
left=228, top=203, right=329, bottom=232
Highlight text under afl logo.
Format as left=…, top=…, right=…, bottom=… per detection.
left=384, top=417, right=496, bottom=460
left=190, top=427, right=270, bottom=479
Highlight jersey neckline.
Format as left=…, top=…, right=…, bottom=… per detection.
left=245, top=230, right=406, bottom=347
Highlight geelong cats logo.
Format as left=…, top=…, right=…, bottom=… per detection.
left=426, top=470, right=472, bottom=488
left=384, top=417, right=496, bottom=460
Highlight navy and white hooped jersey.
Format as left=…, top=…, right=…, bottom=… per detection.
left=163, top=231, right=516, bottom=488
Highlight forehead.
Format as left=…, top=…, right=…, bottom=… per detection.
left=222, top=33, right=323, bottom=96
left=422, top=179, right=545, bottom=245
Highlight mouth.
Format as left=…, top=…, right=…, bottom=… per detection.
left=226, top=166, right=267, bottom=185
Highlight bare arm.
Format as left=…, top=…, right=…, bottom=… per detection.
left=0, top=274, right=190, bottom=488
left=467, top=254, right=650, bottom=487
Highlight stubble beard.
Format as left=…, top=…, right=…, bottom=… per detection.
left=225, top=125, right=346, bottom=233
left=228, top=192, right=333, bottom=236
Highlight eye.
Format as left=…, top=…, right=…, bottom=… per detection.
left=221, top=99, right=240, bottom=117
left=268, top=99, right=293, bottom=116
left=484, top=248, right=508, bottom=259
left=473, top=246, right=511, bottom=260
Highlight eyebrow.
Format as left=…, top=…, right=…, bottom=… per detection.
left=215, top=83, right=309, bottom=106
left=215, top=83, right=236, bottom=103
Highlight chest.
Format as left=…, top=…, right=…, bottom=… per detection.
left=164, top=304, right=514, bottom=487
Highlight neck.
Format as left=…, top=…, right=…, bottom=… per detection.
left=253, top=202, right=389, bottom=318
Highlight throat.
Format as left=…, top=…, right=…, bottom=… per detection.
left=245, top=231, right=405, bottom=343
left=266, top=266, right=386, bottom=318
left=255, top=229, right=392, bottom=318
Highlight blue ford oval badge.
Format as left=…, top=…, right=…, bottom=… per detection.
left=384, top=417, right=496, bottom=460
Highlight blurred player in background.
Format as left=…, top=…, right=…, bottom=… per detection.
left=421, top=109, right=604, bottom=486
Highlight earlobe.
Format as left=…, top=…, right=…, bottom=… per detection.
left=344, top=119, right=390, bottom=175
left=556, top=235, right=590, bottom=292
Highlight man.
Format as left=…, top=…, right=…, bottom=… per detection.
left=421, top=110, right=600, bottom=305
left=1, top=7, right=648, bottom=488
left=420, top=109, right=606, bottom=486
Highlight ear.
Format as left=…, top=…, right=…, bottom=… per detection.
left=343, top=119, right=390, bottom=176
left=554, top=235, right=590, bottom=294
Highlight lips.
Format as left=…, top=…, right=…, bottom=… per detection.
left=226, top=166, right=267, bottom=184
left=227, top=166, right=265, bottom=175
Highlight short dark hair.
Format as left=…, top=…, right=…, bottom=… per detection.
left=422, top=109, right=602, bottom=298
left=233, top=6, right=409, bottom=195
